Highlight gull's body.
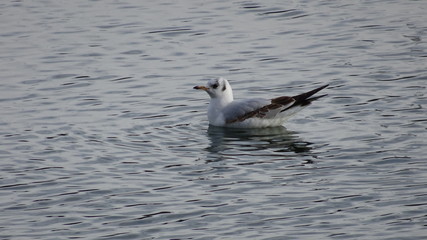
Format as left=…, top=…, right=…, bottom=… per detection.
left=194, top=77, right=328, bottom=128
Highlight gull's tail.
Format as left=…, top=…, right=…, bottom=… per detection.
left=291, top=84, right=329, bottom=106
left=279, top=84, right=329, bottom=113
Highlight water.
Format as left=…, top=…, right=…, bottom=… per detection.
left=1, top=0, right=427, bottom=239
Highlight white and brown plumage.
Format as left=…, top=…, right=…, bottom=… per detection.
left=194, top=77, right=328, bottom=128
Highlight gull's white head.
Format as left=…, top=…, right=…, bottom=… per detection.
left=194, top=77, right=233, bottom=102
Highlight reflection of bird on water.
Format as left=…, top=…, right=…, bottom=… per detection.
left=206, top=125, right=313, bottom=157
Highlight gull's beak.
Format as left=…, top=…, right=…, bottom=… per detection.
left=194, top=85, right=209, bottom=91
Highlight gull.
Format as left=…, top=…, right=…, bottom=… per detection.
left=194, top=77, right=328, bottom=128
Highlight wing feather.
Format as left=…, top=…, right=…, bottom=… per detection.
left=225, top=97, right=295, bottom=124
left=223, top=84, right=328, bottom=125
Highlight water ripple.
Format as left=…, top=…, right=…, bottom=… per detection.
left=1, top=0, right=427, bottom=239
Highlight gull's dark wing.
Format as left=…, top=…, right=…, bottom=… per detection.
left=225, top=84, right=329, bottom=124
left=224, top=97, right=295, bottom=124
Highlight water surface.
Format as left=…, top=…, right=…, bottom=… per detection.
left=1, top=0, right=427, bottom=239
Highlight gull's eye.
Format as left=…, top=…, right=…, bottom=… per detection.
left=212, top=83, right=219, bottom=89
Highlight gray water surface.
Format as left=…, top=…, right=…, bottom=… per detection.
left=1, top=0, right=427, bottom=239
